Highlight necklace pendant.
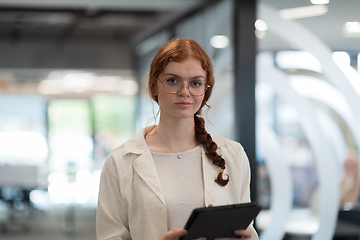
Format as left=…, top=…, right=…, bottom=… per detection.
left=177, top=155, right=182, bottom=159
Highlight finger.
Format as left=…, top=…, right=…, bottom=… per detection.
left=160, top=228, right=187, bottom=240
left=234, top=229, right=252, bottom=239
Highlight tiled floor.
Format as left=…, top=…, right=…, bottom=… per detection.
left=0, top=205, right=96, bottom=240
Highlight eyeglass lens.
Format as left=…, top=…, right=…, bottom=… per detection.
left=161, top=79, right=207, bottom=96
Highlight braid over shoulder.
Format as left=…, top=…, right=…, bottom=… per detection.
left=194, top=115, right=229, bottom=186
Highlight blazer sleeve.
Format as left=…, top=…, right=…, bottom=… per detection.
left=239, top=146, right=259, bottom=240
left=225, top=140, right=258, bottom=240
left=96, top=155, right=131, bottom=240
left=239, top=146, right=252, bottom=204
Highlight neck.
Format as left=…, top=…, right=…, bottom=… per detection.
left=156, top=117, right=196, bottom=152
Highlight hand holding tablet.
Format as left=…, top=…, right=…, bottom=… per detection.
left=179, top=202, right=262, bottom=240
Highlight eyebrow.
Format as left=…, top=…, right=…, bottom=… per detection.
left=162, top=73, right=206, bottom=80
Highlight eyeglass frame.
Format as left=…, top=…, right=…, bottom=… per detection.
left=158, top=79, right=210, bottom=96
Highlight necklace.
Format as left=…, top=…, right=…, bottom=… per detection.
left=156, top=131, right=195, bottom=159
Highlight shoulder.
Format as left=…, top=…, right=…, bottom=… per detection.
left=209, top=133, right=249, bottom=167
left=209, top=132, right=244, bottom=151
left=104, top=128, right=149, bottom=167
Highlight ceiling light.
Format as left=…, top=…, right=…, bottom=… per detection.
left=210, top=35, right=229, bottom=49
left=63, top=73, right=77, bottom=88
left=310, top=0, right=329, bottom=4
left=38, top=80, right=64, bottom=95
left=255, top=20, right=268, bottom=39
left=255, top=19, right=268, bottom=31
left=342, top=21, right=360, bottom=38
left=279, top=5, right=328, bottom=20
left=345, top=21, right=360, bottom=33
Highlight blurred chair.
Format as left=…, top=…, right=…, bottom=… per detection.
left=334, top=150, right=360, bottom=240
left=0, top=165, right=39, bottom=233
left=334, top=209, right=360, bottom=240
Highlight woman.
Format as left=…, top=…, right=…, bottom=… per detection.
left=96, top=38, right=258, bottom=240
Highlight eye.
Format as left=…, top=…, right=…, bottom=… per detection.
left=165, top=78, right=180, bottom=85
left=189, top=80, right=204, bottom=88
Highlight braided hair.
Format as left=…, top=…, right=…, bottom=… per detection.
left=194, top=115, right=229, bottom=186
left=148, top=38, right=229, bottom=186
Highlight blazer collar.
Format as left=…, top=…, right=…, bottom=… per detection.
left=122, top=128, right=149, bottom=156
left=210, top=133, right=228, bottom=149
left=122, top=128, right=165, bottom=205
left=122, top=128, right=228, bottom=155
left=122, top=128, right=228, bottom=206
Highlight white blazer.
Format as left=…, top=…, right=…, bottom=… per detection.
left=96, top=128, right=258, bottom=240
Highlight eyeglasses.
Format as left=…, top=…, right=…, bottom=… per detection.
left=159, top=78, right=210, bottom=96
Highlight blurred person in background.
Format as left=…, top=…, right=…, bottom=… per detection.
left=339, top=150, right=360, bottom=210
left=96, top=38, right=258, bottom=240
left=335, top=150, right=360, bottom=240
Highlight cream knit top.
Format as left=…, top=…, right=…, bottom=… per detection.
left=151, top=145, right=205, bottom=230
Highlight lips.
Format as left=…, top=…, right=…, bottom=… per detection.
left=175, top=101, right=193, bottom=107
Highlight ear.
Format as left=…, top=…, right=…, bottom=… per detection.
left=150, top=79, right=160, bottom=100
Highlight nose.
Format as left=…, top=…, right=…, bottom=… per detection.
left=178, top=82, right=190, bottom=96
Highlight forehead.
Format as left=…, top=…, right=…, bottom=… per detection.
left=161, top=58, right=206, bottom=78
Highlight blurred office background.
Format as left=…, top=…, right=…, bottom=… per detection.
left=1, top=0, right=360, bottom=240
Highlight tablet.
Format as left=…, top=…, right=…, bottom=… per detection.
left=179, top=202, right=261, bottom=240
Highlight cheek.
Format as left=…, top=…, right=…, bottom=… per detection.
left=157, top=91, right=173, bottom=107
left=198, top=94, right=205, bottom=102
left=196, top=96, right=206, bottom=107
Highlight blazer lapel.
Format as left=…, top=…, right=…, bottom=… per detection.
left=123, top=128, right=165, bottom=206
left=132, top=150, right=166, bottom=206
left=202, top=146, right=220, bottom=200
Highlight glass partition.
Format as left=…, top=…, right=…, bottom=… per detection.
left=256, top=1, right=360, bottom=239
